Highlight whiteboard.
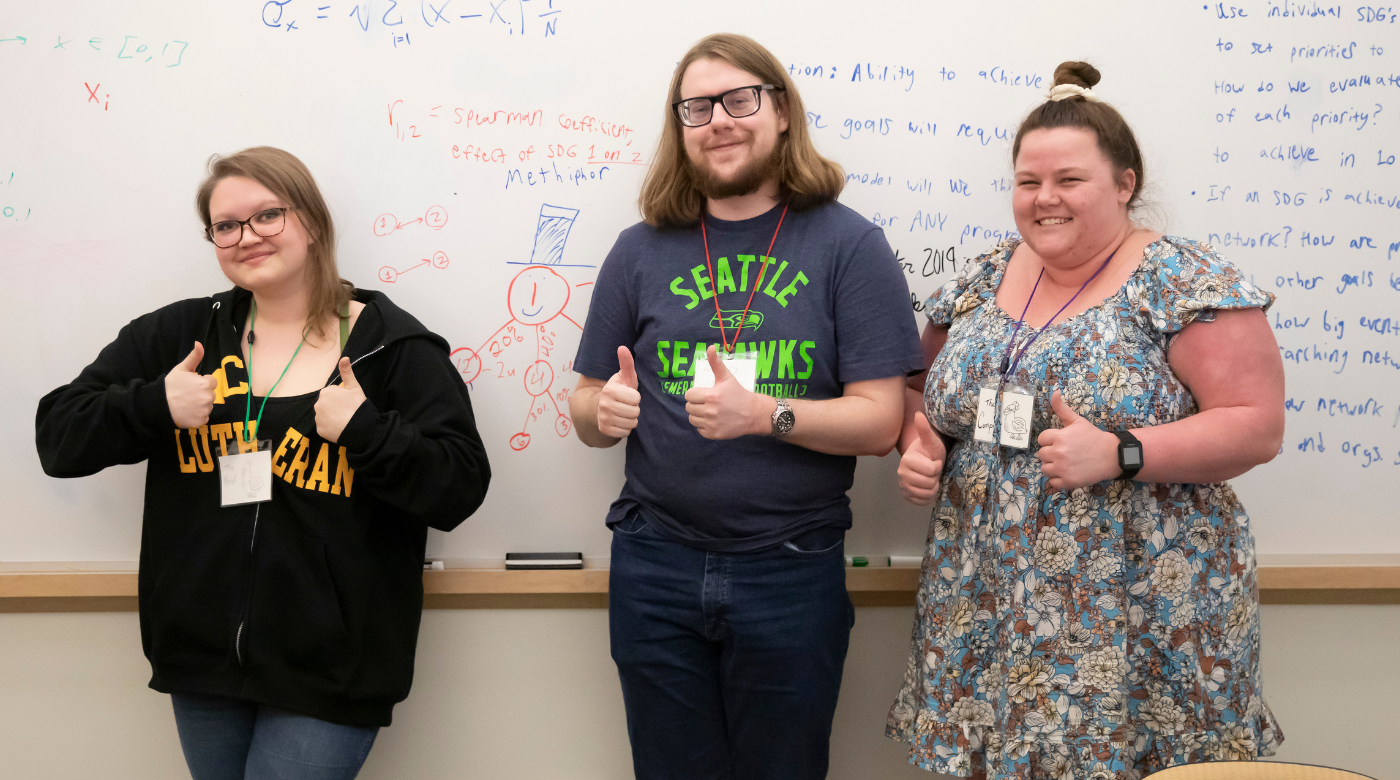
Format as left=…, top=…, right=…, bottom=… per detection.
left=3, top=0, right=1397, bottom=565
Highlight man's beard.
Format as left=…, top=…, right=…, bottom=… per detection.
left=689, top=137, right=783, bottom=200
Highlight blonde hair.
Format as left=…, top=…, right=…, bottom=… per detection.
left=639, top=34, right=844, bottom=228
left=196, top=146, right=352, bottom=339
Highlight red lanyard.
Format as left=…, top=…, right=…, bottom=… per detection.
left=700, top=203, right=789, bottom=354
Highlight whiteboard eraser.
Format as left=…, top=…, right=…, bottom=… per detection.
left=506, top=552, right=584, bottom=570
left=423, top=559, right=445, bottom=571
left=890, top=555, right=923, bottom=568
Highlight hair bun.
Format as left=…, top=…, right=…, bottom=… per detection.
left=1053, top=61, right=1101, bottom=89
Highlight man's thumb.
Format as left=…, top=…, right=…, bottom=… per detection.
left=1050, top=389, right=1080, bottom=425
left=175, top=342, right=204, bottom=373
left=338, top=357, right=360, bottom=389
left=706, top=345, right=731, bottom=381
left=616, top=346, right=638, bottom=388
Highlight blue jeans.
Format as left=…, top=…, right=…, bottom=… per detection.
left=609, top=512, right=855, bottom=780
left=171, top=693, right=378, bottom=780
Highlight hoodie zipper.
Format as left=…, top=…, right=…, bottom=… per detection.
left=235, top=502, right=259, bottom=666
left=230, top=337, right=387, bottom=669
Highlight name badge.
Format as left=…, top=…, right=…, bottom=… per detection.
left=219, top=440, right=273, bottom=506
left=999, top=389, right=1035, bottom=449
left=691, top=350, right=758, bottom=393
left=974, top=385, right=997, bottom=444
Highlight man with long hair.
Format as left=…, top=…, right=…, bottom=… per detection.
left=570, top=34, right=922, bottom=779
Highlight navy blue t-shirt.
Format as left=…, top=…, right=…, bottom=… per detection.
left=574, top=201, right=923, bottom=552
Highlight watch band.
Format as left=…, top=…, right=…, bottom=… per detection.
left=770, top=397, right=795, bottom=438
left=1112, top=430, right=1143, bottom=481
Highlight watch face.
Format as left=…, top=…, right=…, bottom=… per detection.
left=1122, top=445, right=1142, bottom=467
left=775, top=409, right=795, bottom=436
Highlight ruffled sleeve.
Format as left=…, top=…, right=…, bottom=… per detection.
left=923, top=241, right=1012, bottom=326
left=1128, top=237, right=1274, bottom=341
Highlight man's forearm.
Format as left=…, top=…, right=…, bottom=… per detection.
left=760, top=377, right=905, bottom=456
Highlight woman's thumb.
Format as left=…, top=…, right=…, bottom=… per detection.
left=914, top=412, right=937, bottom=450
left=1051, top=389, right=1080, bottom=425
left=339, top=357, right=361, bottom=389
left=175, top=342, right=204, bottom=373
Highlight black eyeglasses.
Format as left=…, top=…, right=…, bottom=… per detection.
left=205, top=207, right=293, bottom=248
left=672, top=84, right=782, bottom=128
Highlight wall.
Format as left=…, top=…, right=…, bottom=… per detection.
left=2, top=605, right=1394, bottom=779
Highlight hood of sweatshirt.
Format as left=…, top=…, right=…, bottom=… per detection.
left=205, top=286, right=450, bottom=381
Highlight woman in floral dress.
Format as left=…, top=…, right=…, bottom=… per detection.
left=886, top=62, right=1286, bottom=779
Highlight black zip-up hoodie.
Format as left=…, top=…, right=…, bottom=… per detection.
left=35, top=287, right=490, bottom=727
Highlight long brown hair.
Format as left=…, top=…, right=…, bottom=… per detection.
left=639, top=34, right=844, bottom=228
left=1012, top=61, right=1146, bottom=210
left=196, top=146, right=352, bottom=339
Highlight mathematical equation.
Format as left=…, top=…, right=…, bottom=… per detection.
left=0, top=33, right=189, bottom=67
left=258, top=0, right=567, bottom=44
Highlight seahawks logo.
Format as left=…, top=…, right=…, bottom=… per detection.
left=708, top=310, right=764, bottom=332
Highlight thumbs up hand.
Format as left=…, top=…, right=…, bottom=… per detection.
left=315, top=357, right=368, bottom=443
left=897, top=413, right=946, bottom=506
left=684, top=346, right=765, bottom=440
left=1036, top=389, right=1120, bottom=491
left=166, top=342, right=218, bottom=429
left=597, top=346, right=642, bottom=439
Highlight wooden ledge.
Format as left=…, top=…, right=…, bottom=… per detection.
left=2, top=557, right=1396, bottom=612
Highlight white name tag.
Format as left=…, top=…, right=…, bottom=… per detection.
left=691, top=351, right=758, bottom=393
left=974, top=386, right=997, bottom=443
left=999, top=390, right=1035, bottom=449
left=219, top=449, right=273, bottom=506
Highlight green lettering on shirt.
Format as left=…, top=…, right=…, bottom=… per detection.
left=689, top=343, right=708, bottom=377
left=656, top=341, right=671, bottom=377
left=778, top=339, right=797, bottom=379
left=774, top=271, right=810, bottom=308
left=671, top=341, right=691, bottom=378
left=716, top=258, right=737, bottom=295
left=798, top=341, right=815, bottom=379
left=690, top=264, right=714, bottom=300
left=670, top=277, right=700, bottom=310
left=737, top=255, right=756, bottom=292
left=752, top=341, right=777, bottom=379
left=762, top=260, right=790, bottom=298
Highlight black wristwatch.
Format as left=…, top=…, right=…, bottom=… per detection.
left=1112, top=430, right=1143, bottom=481
left=770, top=398, right=795, bottom=438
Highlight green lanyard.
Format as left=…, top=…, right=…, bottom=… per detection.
left=241, top=301, right=307, bottom=444
left=240, top=301, right=351, bottom=444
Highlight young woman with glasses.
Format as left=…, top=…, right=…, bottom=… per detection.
left=36, top=146, right=491, bottom=780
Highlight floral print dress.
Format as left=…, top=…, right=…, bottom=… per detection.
left=886, top=237, right=1284, bottom=779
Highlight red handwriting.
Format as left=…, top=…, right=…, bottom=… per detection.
left=556, top=113, right=634, bottom=141
left=453, top=266, right=586, bottom=451
left=453, top=142, right=646, bottom=166
left=453, top=108, right=544, bottom=128
left=378, top=251, right=449, bottom=283
left=84, top=81, right=109, bottom=110
left=383, top=99, right=647, bottom=166
left=372, top=205, right=448, bottom=236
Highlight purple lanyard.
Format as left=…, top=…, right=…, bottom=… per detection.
left=998, top=250, right=1117, bottom=378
